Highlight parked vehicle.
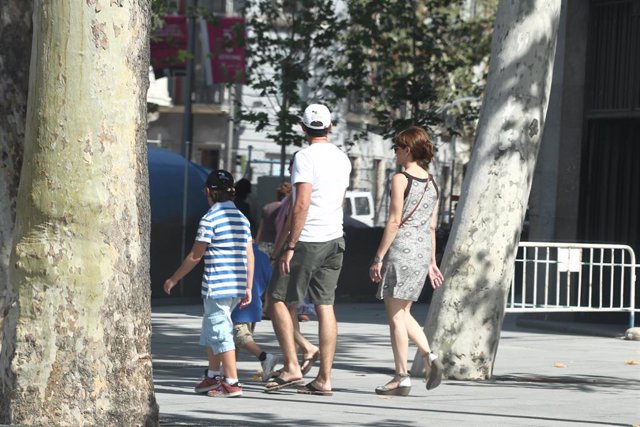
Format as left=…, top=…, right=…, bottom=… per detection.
left=344, top=191, right=374, bottom=227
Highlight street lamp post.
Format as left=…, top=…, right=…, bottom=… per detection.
left=179, top=0, right=198, bottom=296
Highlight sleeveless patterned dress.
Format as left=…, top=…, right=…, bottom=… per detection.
left=376, top=172, right=439, bottom=301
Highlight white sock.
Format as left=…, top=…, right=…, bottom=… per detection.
left=225, top=377, right=239, bottom=385
left=428, top=352, right=438, bottom=364
left=207, top=370, right=220, bottom=378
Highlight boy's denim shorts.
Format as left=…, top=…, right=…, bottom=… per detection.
left=199, top=297, right=240, bottom=354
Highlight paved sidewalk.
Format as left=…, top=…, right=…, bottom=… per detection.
left=152, top=304, right=640, bottom=426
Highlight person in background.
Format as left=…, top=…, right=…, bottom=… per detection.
left=369, top=126, right=445, bottom=396
left=232, top=242, right=281, bottom=381
left=263, top=155, right=297, bottom=321
left=256, top=182, right=292, bottom=256
left=235, top=178, right=257, bottom=236
left=269, top=160, right=316, bottom=324
left=164, top=170, right=253, bottom=398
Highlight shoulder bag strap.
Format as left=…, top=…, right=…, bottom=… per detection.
left=399, top=178, right=429, bottom=227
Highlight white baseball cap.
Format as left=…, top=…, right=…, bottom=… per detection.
left=301, top=104, right=332, bottom=130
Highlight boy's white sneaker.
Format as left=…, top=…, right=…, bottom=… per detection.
left=261, top=353, right=280, bottom=381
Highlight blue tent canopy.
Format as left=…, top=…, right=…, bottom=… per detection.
left=148, top=147, right=210, bottom=224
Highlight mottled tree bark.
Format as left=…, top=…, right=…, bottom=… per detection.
left=1, top=1, right=159, bottom=425
left=411, top=0, right=562, bottom=379
left=0, top=0, right=32, bottom=360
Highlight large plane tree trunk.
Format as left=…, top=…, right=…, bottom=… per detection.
left=0, top=1, right=159, bottom=425
left=0, top=0, right=32, bottom=358
left=411, top=0, right=562, bottom=379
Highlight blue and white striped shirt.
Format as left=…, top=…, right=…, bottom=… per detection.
left=195, top=200, right=251, bottom=300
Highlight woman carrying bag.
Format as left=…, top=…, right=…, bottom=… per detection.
left=369, top=126, right=445, bottom=396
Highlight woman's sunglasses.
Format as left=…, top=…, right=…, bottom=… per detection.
left=391, top=144, right=405, bottom=151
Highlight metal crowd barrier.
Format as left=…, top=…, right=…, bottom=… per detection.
left=506, top=242, right=638, bottom=328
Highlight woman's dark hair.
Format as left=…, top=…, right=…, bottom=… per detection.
left=394, top=126, right=435, bottom=164
left=301, top=123, right=330, bottom=138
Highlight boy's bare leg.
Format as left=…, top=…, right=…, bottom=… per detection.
left=219, top=350, right=238, bottom=380
left=242, top=340, right=263, bottom=358
left=207, top=347, right=221, bottom=372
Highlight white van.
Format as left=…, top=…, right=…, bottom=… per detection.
left=344, top=191, right=374, bottom=227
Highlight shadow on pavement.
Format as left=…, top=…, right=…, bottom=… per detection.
left=159, top=392, right=630, bottom=427
left=483, top=373, right=640, bottom=392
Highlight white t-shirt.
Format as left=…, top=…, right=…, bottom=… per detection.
left=292, top=142, right=351, bottom=242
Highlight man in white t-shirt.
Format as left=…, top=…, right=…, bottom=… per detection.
left=265, top=104, right=351, bottom=395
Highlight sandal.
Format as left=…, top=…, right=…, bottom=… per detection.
left=300, top=351, right=320, bottom=376
left=375, top=373, right=411, bottom=396
left=264, top=376, right=304, bottom=393
left=297, top=381, right=333, bottom=396
left=265, top=368, right=283, bottom=381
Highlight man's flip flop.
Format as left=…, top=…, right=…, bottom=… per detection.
left=300, top=352, right=320, bottom=376
left=266, top=368, right=283, bottom=381
left=297, top=382, right=333, bottom=396
left=263, top=376, right=304, bottom=393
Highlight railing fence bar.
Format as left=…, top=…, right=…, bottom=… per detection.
left=521, top=247, right=527, bottom=308
left=589, top=247, right=594, bottom=308
left=599, top=249, right=604, bottom=309
left=506, top=242, right=637, bottom=328
left=533, top=247, right=539, bottom=307
left=545, top=248, right=550, bottom=306
left=609, top=248, right=615, bottom=309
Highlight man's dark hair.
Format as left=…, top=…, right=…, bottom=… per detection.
left=235, top=178, right=252, bottom=198
left=302, top=123, right=329, bottom=138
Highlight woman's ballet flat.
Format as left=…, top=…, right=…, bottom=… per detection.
left=375, top=384, right=411, bottom=396
left=375, top=374, right=412, bottom=396
left=426, top=357, right=444, bottom=390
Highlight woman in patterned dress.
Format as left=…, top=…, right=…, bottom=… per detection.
left=369, top=126, right=445, bottom=396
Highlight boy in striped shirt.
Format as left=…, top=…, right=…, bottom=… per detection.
left=164, top=170, right=254, bottom=398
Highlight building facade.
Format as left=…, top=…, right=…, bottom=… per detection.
left=528, top=0, right=639, bottom=256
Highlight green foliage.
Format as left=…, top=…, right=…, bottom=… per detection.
left=336, top=0, right=496, bottom=138
left=150, top=0, right=177, bottom=31
left=241, top=0, right=343, bottom=147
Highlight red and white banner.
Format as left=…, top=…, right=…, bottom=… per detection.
left=205, top=17, right=246, bottom=84
left=150, top=16, right=188, bottom=70
left=151, top=16, right=246, bottom=84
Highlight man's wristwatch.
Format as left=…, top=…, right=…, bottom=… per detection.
left=285, top=244, right=296, bottom=252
